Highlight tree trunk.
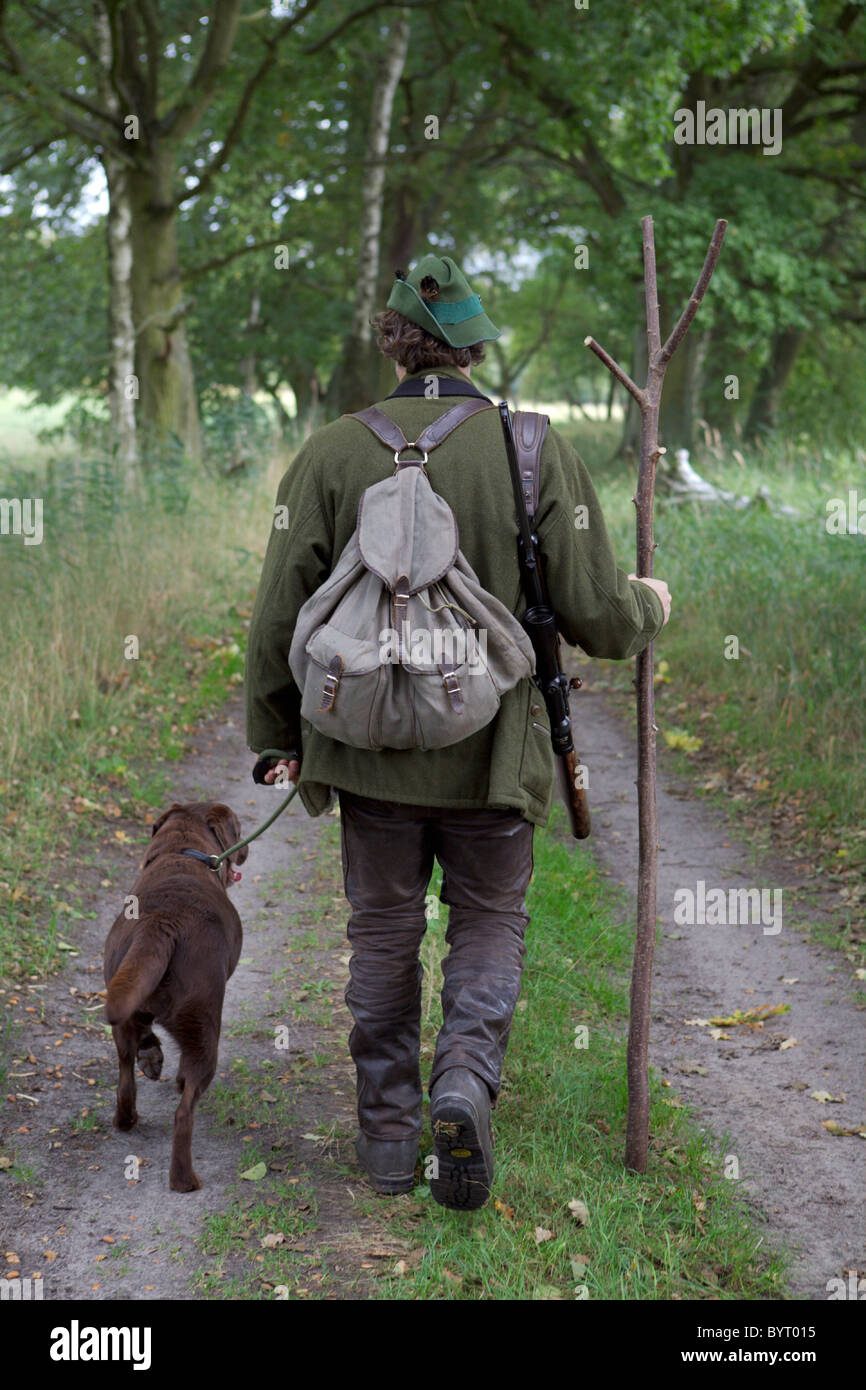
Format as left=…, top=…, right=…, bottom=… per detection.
left=330, top=11, right=410, bottom=415
left=658, top=313, right=707, bottom=451
left=266, top=384, right=293, bottom=438
left=129, top=161, right=201, bottom=461
left=95, top=7, right=136, bottom=483
left=242, top=289, right=261, bottom=398
left=620, top=307, right=646, bottom=457
left=288, top=366, right=322, bottom=439
left=744, top=326, right=805, bottom=440
left=605, top=371, right=616, bottom=421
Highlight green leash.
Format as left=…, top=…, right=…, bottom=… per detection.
left=181, top=748, right=300, bottom=872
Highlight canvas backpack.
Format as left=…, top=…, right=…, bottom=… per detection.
left=288, top=398, right=537, bottom=752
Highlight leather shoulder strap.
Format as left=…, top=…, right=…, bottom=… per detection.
left=512, top=410, right=549, bottom=520
left=345, top=406, right=408, bottom=453
left=346, top=397, right=493, bottom=457
left=414, top=398, right=493, bottom=452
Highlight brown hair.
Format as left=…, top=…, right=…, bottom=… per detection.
left=371, top=274, right=487, bottom=374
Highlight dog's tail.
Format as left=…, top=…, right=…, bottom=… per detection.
left=105, top=913, right=177, bottom=1026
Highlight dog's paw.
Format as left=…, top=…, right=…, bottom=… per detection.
left=138, top=1043, right=164, bottom=1081
left=114, top=1109, right=138, bottom=1131
left=170, top=1169, right=202, bottom=1193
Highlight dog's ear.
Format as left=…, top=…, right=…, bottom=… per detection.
left=151, top=803, right=186, bottom=837
left=204, top=803, right=245, bottom=861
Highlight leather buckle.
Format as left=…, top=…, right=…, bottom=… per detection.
left=318, top=655, right=344, bottom=712
left=440, top=664, right=464, bottom=714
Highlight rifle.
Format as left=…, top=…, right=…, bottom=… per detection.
left=498, top=401, right=591, bottom=840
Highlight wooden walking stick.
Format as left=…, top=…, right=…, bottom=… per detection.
left=584, top=215, right=727, bottom=1172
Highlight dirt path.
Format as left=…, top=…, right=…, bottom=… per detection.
left=0, top=696, right=415, bottom=1301
left=3, top=684, right=862, bottom=1303
left=575, top=678, right=865, bottom=1300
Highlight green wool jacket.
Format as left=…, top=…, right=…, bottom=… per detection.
left=244, top=366, right=665, bottom=827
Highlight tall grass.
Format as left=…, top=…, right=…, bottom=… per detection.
left=0, top=409, right=286, bottom=976
left=565, top=420, right=866, bottom=901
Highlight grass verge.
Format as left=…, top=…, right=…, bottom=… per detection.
left=564, top=420, right=865, bottom=958
left=369, top=811, right=789, bottom=1301
left=0, top=444, right=287, bottom=980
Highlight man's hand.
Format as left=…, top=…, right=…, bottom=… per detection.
left=263, top=758, right=300, bottom=786
left=629, top=573, right=672, bottom=626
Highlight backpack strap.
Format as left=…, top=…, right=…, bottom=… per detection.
left=347, top=406, right=408, bottom=453
left=511, top=410, right=548, bottom=520
left=415, top=397, right=493, bottom=452
left=346, top=398, right=493, bottom=460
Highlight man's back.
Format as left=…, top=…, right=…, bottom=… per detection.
left=245, top=364, right=664, bottom=825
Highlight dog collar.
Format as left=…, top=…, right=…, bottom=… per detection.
left=180, top=848, right=220, bottom=870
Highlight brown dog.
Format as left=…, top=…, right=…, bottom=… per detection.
left=103, top=802, right=248, bottom=1192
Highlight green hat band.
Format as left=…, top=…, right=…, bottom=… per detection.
left=426, top=293, right=483, bottom=325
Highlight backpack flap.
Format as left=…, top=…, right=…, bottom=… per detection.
left=357, top=467, right=458, bottom=593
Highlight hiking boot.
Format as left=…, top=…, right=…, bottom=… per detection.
left=429, top=1067, right=494, bottom=1211
left=355, top=1133, right=418, bottom=1196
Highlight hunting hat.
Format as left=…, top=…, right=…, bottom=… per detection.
left=386, top=254, right=500, bottom=348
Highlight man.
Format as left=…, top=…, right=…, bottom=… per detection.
left=245, top=254, right=671, bottom=1210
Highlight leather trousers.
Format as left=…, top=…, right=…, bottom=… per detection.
left=337, top=789, right=534, bottom=1140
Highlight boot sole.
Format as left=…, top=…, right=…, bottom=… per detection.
left=364, top=1172, right=416, bottom=1196
left=429, top=1097, right=493, bottom=1211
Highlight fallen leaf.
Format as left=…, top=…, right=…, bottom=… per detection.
left=570, top=1254, right=590, bottom=1277
left=532, top=1284, right=564, bottom=1299
left=494, top=1198, right=515, bottom=1220
left=708, top=1028, right=731, bottom=1041
left=393, top=1260, right=408, bottom=1276
left=810, top=1091, right=845, bottom=1105
left=708, top=1003, right=790, bottom=1029
left=779, top=1038, right=800, bottom=1050
left=534, top=1226, right=553, bottom=1244
left=664, top=728, right=703, bottom=753
left=822, top=1120, right=866, bottom=1138
left=240, top=1162, right=267, bottom=1182
left=679, top=1062, right=708, bottom=1075
left=260, top=1232, right=285, bottom=1249
left=567, top=1199, right=589, bottom=1225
